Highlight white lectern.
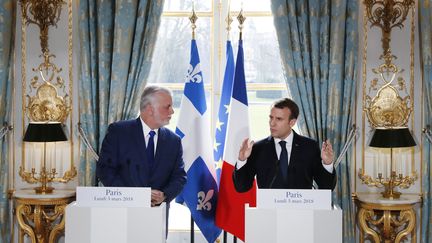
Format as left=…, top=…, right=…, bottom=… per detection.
left=65, top=187, right=166, bottom=243
left=245, top=189, right=342, bottom=243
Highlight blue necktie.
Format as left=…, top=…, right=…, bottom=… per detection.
left=279, top=140, right=288, bottom=180
left=147, top=130, right=156, bottom=169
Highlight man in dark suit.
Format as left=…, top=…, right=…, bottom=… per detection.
left=233, top=98, right=336, bottom=192
left=97, top=85, right=187, bottom=207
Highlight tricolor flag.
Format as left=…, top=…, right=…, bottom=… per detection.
left=215, top=40, right=257, bottom=241
left=175, top=39, right=221, bottom=243
left=213, top=41, right=235, bottom=185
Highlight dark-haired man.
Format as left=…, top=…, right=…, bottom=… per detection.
left=233, top=98, right=336, bottom=192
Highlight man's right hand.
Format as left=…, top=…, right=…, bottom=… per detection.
left=238, top=138, right=254, bottom=161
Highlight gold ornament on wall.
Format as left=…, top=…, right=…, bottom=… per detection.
left=26, top=52, right=70, bottom=123
left=363, top=0, right=414, bottom=128
left=19, top=0, right=66, bottom=53
left=364, top=63, right=411, bottom=128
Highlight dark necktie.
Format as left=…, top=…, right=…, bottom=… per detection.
left=146, top=130, right=156, bottom=169
left=279, top=140, right=288, bottom=180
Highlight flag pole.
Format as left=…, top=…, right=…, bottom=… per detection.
left=237, top=8, right=245, bottom=41
left=233, top=8, right=246, bottom=243
left=226, top=4, right=233, bottom=40
left=222, top=8, right=233, bottom=243
left=188, top=4, right=197, bottom=243
left=190, top=1, right=197, bottom=40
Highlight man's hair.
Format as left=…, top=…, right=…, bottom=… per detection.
left=272, top=98, right=299, bottom=120
left=140, top=85, right=172, bottom=111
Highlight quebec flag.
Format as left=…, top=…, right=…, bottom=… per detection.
left=175, top=39, right=221, bottom=243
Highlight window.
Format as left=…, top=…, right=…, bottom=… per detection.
left=148, top=0, right=288, bottom=239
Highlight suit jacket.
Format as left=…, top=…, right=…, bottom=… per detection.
left=96, top=118, right=187, bottom=202
left=233, top=131, right=336, bottom=192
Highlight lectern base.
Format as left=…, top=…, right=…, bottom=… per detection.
left=66, top=202, right=166, bottom=243
left=245, top=204, right=342, bottom=243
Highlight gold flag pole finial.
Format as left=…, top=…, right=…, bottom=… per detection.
left=226, top=2, right=233, bottom=40
left=237, top=8, right=246, bottom=40
left=189, top=1, right=198, bottom=39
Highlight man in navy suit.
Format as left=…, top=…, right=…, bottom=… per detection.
left=233, top=98, right=336, bottom=192
left=97, top=85, right=187, bottom=208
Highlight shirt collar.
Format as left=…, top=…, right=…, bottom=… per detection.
left=140, top=117, right=158, bottom=136
left=274, top=131, right=294, bottom=145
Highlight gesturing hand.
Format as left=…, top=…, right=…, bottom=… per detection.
left=238, top=138, right=254, bottom=161
left=321, top=140, right=334, bottom=165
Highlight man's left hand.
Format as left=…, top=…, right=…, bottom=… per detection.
left=151, top=189, right=166, bottom=207
left=321, top=140, right=334, bottom=165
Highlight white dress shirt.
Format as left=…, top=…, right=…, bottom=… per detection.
left=140, top=117, right=158, bottom=155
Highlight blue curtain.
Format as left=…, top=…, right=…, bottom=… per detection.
left=78, top=0, right=164, bottom=185
left=0, top=1, right=14, bottom=242
left=271, top=0, right=358, bottom=242
left=419, top=1, right=432, bottom=242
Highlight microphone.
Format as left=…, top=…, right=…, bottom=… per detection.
left=269, top=159, right=280, bottom=188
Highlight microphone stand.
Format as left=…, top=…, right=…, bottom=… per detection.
left=269, top=159, right=280, bottom=188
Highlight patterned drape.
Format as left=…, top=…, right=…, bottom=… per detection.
left=0, top=1, right=14, bottom=241
left=271, top=0, right=358, bottom=242
left=419, top=1, right=432, bottom=241
left=78, top=0, right=164, bottom=185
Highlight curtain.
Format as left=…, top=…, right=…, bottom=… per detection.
left=271, top=0, right=358, bottom=242
left=419, top=1, right=432, bottom=241
left=78, top=0, right=164, bottom=185
left=0, top=1, right=14, bottom=242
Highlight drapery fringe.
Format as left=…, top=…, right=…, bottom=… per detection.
left=424, top=126, right=432, bottom=144
left=335, top=124, right=358, bottom=168
left=77, top=122, right=99, bottom=161
left=0, top=123, right=13, bottom=140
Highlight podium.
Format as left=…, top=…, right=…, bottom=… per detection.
left=245, top=189, right=342, bottom=243
left=65, top=187, right=166, bottom=243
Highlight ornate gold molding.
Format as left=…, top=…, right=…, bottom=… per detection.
left=354, top=194, right=420, bottom=243
left=364, top=0, right=414, bottom=62
left=15, top=195, right=73, bottom=242
left=19, top=0, right=66, bottom=53
left=26, top=52, right=70, bottom=123
left=363, top=0, right=415, bottom=129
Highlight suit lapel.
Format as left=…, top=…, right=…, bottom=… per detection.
left=266, top=136, right=278, bottom=162
left=288, top=131, right=301, bottom=170
left=133, top=118, right=147, bottom=160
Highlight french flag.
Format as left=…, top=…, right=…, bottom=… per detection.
left=215, top=39, right=257, bottom=241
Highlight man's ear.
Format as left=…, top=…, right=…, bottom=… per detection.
left=289, top=118, right=297, bottom=127
left=144, top=104, right=154, bottom=115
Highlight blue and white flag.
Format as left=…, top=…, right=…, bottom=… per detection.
left=213, top=41, right=235, bottom=185
left=175, top=39, right=221, bottom=243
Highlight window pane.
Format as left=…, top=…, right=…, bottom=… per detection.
left=164, top=0, right=212, bottom=12
left=230, top=16, right=285, bottom=84
left=248, top=89, right=288, bottom=140
left=230, top=0, right=271, bottom=12
left=148, top=17, right=211, bottom=85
